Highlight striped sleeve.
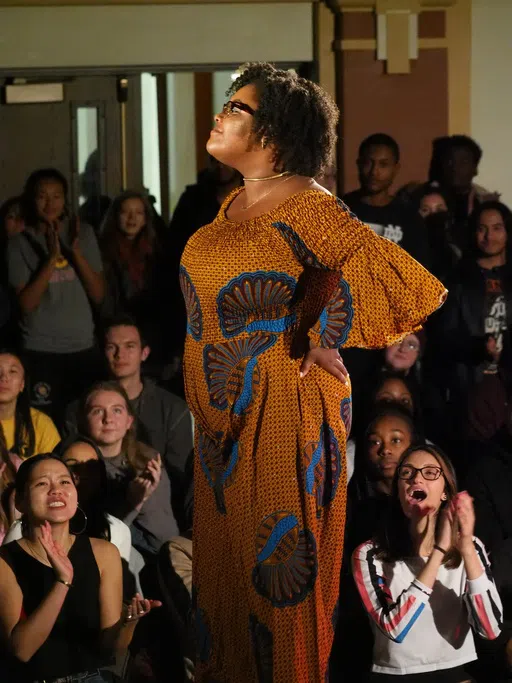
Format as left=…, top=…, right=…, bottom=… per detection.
left=463, top=538, right=503, bottom=640
left=352, top=542, right=429, bottom=643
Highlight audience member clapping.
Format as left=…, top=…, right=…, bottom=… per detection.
left=0, top=453, right=161, bottom=682
left=79, top=381, right=180, bottom=558
left=6, top=168, right=105, bottom=425
left=353, top=444, right=502, bottom=680
left=65, top=315, right=193, bottom=532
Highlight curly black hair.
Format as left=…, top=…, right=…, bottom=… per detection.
left=227, top=63, right=338, bottom=177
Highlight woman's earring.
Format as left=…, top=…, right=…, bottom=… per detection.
left=71, top=506, right=88, bottom=535
left=261, top=137, right=266, bottom=149
left=441, top=493, right=447, bottom=501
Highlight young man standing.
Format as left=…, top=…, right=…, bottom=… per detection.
left=429, top=135, right=500, bottom=252
left=343, top=133, right=431, bottom=267
left=431, top=202, right=512, bottom=444
left=66, top=315, right=193, bottom=530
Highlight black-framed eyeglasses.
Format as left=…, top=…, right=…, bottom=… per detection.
left=397, top=465, right=443, bottom=481
left=221, top=100, right=256, bottom=117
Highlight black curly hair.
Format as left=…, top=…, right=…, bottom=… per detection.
left=227, top=63, right=338, bottom=177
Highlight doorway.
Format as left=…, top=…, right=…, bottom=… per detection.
left=0, top=74, right=142, bottom=222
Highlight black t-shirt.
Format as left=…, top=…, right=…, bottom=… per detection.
left=483, top=266, right=508, bottom=352
left=343, top=190, right=431, bottom=267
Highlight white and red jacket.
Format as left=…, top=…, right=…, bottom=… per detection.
left=352, top=538, right=502, bottom=676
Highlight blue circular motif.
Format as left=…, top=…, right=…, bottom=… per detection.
left=179, top=265, right=203, bottom=341
left=252, top=511, right=317, bottom=607
left=203, top=334, right=277, bottom=414
left=312, top=276, right=353, bottom=348
left=303, top=423, right=342, bottom=517
left=217, top=270, right=297, bottom=338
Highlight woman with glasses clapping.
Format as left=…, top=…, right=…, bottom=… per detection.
left=352, top=444, right=502, bottom=683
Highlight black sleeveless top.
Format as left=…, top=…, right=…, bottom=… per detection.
left=1, top=534, right=109, bottom=681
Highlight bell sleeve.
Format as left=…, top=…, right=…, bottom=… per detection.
left=273, top=193, right=447, bottom=350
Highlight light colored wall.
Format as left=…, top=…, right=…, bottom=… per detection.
left=471, top=0, right=512, bottom=206
left=0, top=4, right=313, bottom=68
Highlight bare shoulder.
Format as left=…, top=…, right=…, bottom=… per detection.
left=0, top=548, right=20, bottom=593
left=89, top=537, right=121, bottom=568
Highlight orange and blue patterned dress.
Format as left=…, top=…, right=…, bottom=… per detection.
left=181, top=189, right=446, bottom=683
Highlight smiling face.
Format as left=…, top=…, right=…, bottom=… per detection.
left=18, top=458, right=78, bottom=526
left=366, top=415, right=413, bottom=485
left=0, top=353, right=25, bottom=406
left=206, top=84, right=260, bottom=169
left=384, top=334, right=420, bottom=372
left=375, top=378, right=414, bottom=412
left=397, top=449, right=447, bottom=518
left=85, top=389, right=134, bottom=453
left=476, top=208, right=508, bottom=258
left=35, top=179, right=66, bottom=224
left=118, top=197, right=146, bottom=240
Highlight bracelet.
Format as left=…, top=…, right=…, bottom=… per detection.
left=55, top=578, right=73, bottom=588
left=433, top=544, right=447, bottom=555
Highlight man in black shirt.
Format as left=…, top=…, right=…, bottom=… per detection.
left=428, top=135, right=500, bottom=253
left=343, top=133, right=431, bottom=267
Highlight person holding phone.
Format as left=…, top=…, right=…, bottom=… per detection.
left=7, top=168, right=105, bottom=426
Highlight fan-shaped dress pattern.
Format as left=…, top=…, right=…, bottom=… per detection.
left=181, top=189, right=446, bottom=683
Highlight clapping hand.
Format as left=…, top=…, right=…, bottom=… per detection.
left=127, top=454, right=162, bottom=509
left=39, top=520, right=74, bottom=584
left=45, top=221, right=62, bottom=264
left=452, top=491, right=475, bottom=551
left=433, top=492, right=475, bottom=553
left=123, top=592, right=162, bottom=626
left=300, top=342, right=348, bottom=383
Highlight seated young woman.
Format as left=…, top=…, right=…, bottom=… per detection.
left=0, top=430, right=21, bottom=545
left=332, top=406, right=418, bottom=683
left=0, top=453, right=160, bottom=683
left=4, top=436, right=144, bottom=592
left=345, top=405, right=417, bottom=558
left=353, top=444, right=502, bottom=682
left=78, top=381, right=180, bottom=557
left=0, top=350, right=60, bottom=458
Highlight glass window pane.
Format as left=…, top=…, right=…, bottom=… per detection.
left=77, top=106, right=99, bottom=206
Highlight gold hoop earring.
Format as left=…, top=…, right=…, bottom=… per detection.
left=70, top=505, right=88, bottom=535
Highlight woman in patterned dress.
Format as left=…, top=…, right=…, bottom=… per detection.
left=180, top=63, right=447, bottom=683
